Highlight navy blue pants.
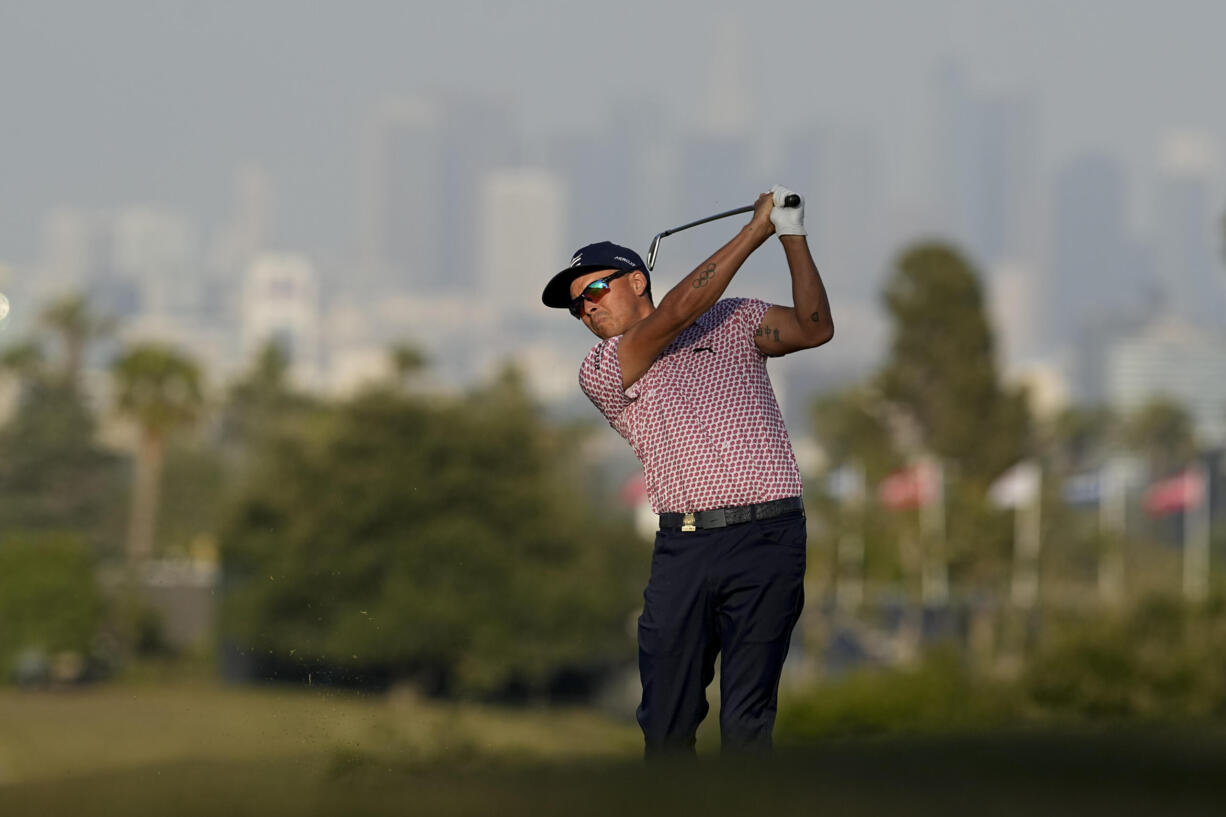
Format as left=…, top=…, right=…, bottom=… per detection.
left=636, top=511, right=806, bottom=756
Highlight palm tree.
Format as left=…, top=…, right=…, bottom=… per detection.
left=0, top=340, right=45, bottom=383
left=40, top=293, right=114, bottom=384
left=389, top=342, right=427, bottom=389
left=112, top=343, right=204, bottom=567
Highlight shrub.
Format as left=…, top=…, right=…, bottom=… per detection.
left=1024, top=595, right=1226, bottom=721
left=0, top=531, right=102, bottom=682
left=778, top=648, right=1023, bottom=739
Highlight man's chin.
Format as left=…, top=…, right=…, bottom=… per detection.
left=587, top=315, right=616, bottom=339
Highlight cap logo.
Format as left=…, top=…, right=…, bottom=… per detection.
left=613, top=256, right=634, bottom=266
left=570, top=255, right=582, bottom=267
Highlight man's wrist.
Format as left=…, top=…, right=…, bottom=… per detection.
left=742, top=221, right=773, bottom=243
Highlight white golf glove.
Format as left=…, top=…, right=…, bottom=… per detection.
left=769, top=184, right=806, bottom=236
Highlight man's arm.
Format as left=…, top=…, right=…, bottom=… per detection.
left=754, top=235, right=834, bottom=355
left=754, top=191, right=834, bottom=356
left=617, top=192, right=775, bottom=388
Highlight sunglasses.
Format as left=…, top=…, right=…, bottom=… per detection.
left=568, top=270, right=629, bottom=318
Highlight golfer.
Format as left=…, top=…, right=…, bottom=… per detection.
left=541, top=186, right=833, bottom=755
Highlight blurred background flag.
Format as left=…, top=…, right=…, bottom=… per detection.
left=1143, top=468, right=1205, bottom=516
left=990, top=460, right=1043, bottom=608
left=827, top=462, right=866, bottom=505
left=989, top=460, right=1041, bottom=509
left=1139, top=463, right=1213, bottom=602
left=1062, top=470, right=1102, bottom=507
left=620, top=473, right=658, bottom=542
left=877, top=461, right=939, bottom=511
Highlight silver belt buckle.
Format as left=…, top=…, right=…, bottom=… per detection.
left=681, top=512, right=696, bottom=532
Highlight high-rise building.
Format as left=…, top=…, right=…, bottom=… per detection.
left=210, top=164, right=276, bottom=283
left=547, top=98, right=655, bottom=252
left=676, top=14, right=755, bottom=234
left=479, top=167, right=567, bottom=311
left=1107, top=319, right=1226, bottom=445
left=1043, top=152, right=1154, bottom=400
left=37, top=205, right=199, bottom=321
left=1153, top=131, right=1224, bottom=329
left=112, top=205, right=199, bottom=317
left=930, top=62, right=1039, bottom=272
left=241, top=253, right=321, bottom=389
left=356, top=94, right=514, bottom=296
left=783, top=124, right=886, bottom=303
left=988, top=259, right=1042, bottom=369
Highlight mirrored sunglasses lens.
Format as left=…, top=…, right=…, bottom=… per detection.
left=584, top=281, right=611, bottom=300
left=569, top=280, right=612, bottom=318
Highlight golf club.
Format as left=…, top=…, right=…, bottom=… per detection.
left=646, top=194, right=801, bottom=271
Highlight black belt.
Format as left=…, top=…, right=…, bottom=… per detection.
left=658, top=497, right=804, bottom=532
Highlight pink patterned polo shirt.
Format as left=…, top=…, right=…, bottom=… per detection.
left=579, top=297, right=803, bottom=514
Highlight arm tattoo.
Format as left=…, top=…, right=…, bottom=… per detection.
left=755, top=324, right=781, bottom=343
left=810, top=311, right=821, bottom=322
left=692, top=264, right=716, bottom=288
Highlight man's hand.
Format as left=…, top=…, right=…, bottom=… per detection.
left=769, top=185, right=805, bottom=237
left=750, top=191, right=776, bottom=236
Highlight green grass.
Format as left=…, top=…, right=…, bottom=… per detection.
left=0, top=677, right=639, bottom=786
left=3, top=678, right=1226, bottom=816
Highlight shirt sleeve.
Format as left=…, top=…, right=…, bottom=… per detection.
left=729, top=298, right=773, bottom=352
left=579, top=335, right=633, bottom=423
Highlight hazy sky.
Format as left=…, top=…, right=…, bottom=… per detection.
left=2, top=0, right=1224, bottom=263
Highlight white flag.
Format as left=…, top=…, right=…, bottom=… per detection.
left=827, top=463, right=865, bottom=504
left=989, top=460, right=1041, bottom=509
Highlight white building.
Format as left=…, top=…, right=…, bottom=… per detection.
left=1107, top=318, right=1226, bottom=445
left=112, top=205, right=200, bottom=316
left=241, top=253, right=321, bottom=389
left=476, top=167, right=571, bottom=401
left=479, top=167, right=567, bottom=304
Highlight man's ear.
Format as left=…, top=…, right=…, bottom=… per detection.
left=631, top=270, right=647, bottom=296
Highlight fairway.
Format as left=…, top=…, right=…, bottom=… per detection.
left=3, top=680, right=1226, bottom=816
left=0, top=679, right=641, bottom=785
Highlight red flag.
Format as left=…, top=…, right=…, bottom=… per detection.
left=878, top=462, right=938, bottom=510
left=1143, top=469, right=1205, bottom=516
left=619, top=473, right=648, bottom=508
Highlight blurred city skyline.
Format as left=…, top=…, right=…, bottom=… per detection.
left=2, top=0, right=1225, bottom=437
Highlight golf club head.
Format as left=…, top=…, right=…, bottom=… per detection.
left=646, top=234, right=663, bottom=271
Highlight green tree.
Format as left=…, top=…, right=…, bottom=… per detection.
left=219, top=365, right=642, bottom=697
left=0, top=314, right=120, bottom=546
left=874, top=243, right=1032, bottom=586
left=111, top=343, right=205, bottom=566
left=389, top=342, right=428, bottom=390
left=39, top=293, right=113, bottom=384
left=1040, top=405, right=1119, bottom=474
left=219, top=340, right=318, bottom=462
left=1120, top=397, right=1197, bottom=476
left=0, top=339, right=45, bottom=383
left=0, top=376, right=122, bottom=544
left=878, top=243, right=1030, bottom=484
left=811, top=386, right=900, bottom=481
left=0, top=532, right=103, bottom=677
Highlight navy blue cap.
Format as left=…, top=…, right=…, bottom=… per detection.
left=542, top=241, right=649, bottom=309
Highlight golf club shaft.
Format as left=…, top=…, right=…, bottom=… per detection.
left=658, top=194, right=800, bottom=239
left=646, top=194, right=801, bottom=270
